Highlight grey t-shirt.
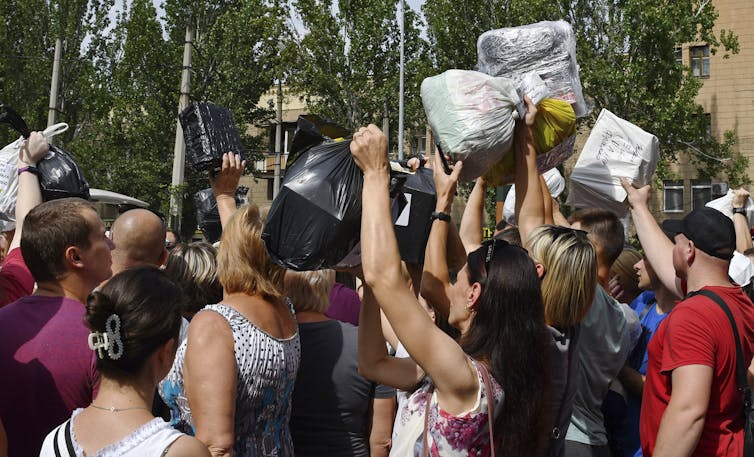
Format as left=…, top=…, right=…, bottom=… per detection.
left=566, top=285, right=631, bottom=446
left=291, top=320, right=395, bottom=457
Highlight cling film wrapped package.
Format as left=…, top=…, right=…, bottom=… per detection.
left=477, top=20, right=588, bottom=117
left=483, top=98, right=576, bottom=186
left=180, top=102, right=244, bottom=172
left=567, top=109, right=659, bottom=217
left=421, top=70, right=519, bottom=181
left=262, top=119, right=362, bottom=271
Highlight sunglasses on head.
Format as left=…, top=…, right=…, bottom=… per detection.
left=481, top=238, right=527, bottom=273
left=548, top=225, right=589, bottom=240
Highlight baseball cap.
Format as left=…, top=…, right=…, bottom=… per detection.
left=661, top=207, right=736, bottom=260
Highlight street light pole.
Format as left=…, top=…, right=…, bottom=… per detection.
left=397, top=0, right=405, bottom=161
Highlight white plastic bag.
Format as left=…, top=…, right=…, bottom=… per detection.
left=421, top=70, right=519, bottom=181
left=502, top=168, right=565, bottom=224
left=477, top=20, right=588, bottom=117
left=706, top=189, right=754, bottom=227
left=0, top=123, right=68, bottom=231
left=567, top=109, right=659, bottom=217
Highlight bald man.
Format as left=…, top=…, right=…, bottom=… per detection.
left=110, top=209, right=168, bottom=274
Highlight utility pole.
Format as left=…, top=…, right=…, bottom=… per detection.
left=397, top=0, right=405, bottom=161
left=47, top=38, right=63, bottom=129
left=382, top=101, right=390, bottom=150
left=169, top=23, right=194, bottom=233
left=273, top=79, right=283, bottom=199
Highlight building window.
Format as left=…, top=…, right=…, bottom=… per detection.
left=675, top=47, right=683, bottom=65
left=691, top=180, right=728, bottom=209
left=663, top=180, right=684, bottom=213
left=690, top=45, right=710, bottom=78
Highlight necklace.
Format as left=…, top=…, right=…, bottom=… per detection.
left=90, top=403, right=150, bottom=413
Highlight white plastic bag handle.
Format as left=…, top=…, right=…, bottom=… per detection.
left=42, top=123, right=69, bottom=140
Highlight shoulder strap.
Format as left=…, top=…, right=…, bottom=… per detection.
left=52, top=420, right=75, bottom=457
left=477, top=362, right=497, bottom=457
left=422, top=384, right=434, bottom=457
left=689, top=290, right=748, bottom=391
left=551, top=327, right=576, bottom=441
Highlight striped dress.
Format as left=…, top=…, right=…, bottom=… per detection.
left=160, top=302, right=301, bottom=457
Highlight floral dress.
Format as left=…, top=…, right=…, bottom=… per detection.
left=391, top=358, right=504, bottom=457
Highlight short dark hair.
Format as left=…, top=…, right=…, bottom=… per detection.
left=86, top=266, right=183, bottom=379
left=569, top=208, right=625, bottom=267
left=21, top=198, right=96, bottom=282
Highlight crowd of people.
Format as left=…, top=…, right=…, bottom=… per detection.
left=0, top=96, right=753, bottom=457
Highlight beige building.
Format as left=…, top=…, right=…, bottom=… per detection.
left=654, top=0, right=754, bottom=220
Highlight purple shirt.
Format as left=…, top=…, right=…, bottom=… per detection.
left=0, top=295, right=99, bottom=457
left=325, top=283, right=361, bottom=326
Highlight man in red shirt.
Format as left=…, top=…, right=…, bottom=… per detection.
left=623, top=179, right=754, bottom=457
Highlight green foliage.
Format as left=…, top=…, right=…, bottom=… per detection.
left=287, top=0, right=430, bottom=153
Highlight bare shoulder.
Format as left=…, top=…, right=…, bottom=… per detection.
left=187, top=309, right=233, bottom=346
left=164, top=435, right=211, bottom=457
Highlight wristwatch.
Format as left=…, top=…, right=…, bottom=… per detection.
left=732, top=207, right=747, bottom=216
left=430, top=211, right=451, bottom=222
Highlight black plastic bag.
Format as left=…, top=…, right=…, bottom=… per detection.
left=180, top=103, right=244, bottom=172
left=194, top=186, right=248, bottom=243
left=36, top=144, right=91, bottom=201
left=393, top=167, right=436, bottom=264
left=262, top=121, right=362, bottom=271
left=288, top=114, right=350, bottom=166
left=0, top=105, right=30, bottom=138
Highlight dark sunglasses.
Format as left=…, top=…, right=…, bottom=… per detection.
left=481, top=238, right=527, bottom=273
left=548, top=225, right=589, bottom=240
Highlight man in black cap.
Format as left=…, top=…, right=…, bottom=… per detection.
left=622, top=179, right=754, bottom=457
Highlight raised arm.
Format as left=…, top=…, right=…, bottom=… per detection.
left=419, top=152, right=456, bottom=319
left=358, top=284, right=424, bottom=391
left=731, top=188, right=752, bottom=253
left=621, top=179, right=682, bottom=298
left=351, top=125, right=479, bottom=414
left=514, top=97, right=545, bottom=244
left=211, top=153, right=246, bottom=229
left=459, top=177, right=487, bottom=253
left=10, top=132, right=48, bottom=251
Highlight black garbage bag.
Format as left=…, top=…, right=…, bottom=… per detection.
left=393, top=167, right=436, bottom=264
left=0, top=104, right=30, bottom=138
left=37, top=144, right=91, bottom=201
left=288, top=114, right=350, bottom=166
left=194, top=186, right=248, bottom=243
left=180, top=102, right=244, bottom=172
left=262, top=123, right=362, bottom=271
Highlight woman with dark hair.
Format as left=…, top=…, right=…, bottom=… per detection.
left=39, top=266, right=209, bottom=456
left=352, top=117, right=550, bottom=456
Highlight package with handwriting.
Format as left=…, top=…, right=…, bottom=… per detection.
left=567, top=109, right=659, bottom=217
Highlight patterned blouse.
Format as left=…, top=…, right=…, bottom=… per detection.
left=390, top=358, right=504, bottom=457
left=160, top=302, right=301, bottom=457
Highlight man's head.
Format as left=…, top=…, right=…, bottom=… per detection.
left=21, top=198, right=114, bottom=287
left=111, top=209, right=168, bottom=273
left=165, top=229, right=180, bottom=251
left=662, top=207, right=735, bottom=279
left=568, top=208, right=625, bottom=271
left=634, top=255, right=659, bottom=291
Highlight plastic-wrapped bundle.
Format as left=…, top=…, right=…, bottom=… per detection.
left=477, top=20, right=588, bottom=117
left=194, top=186, right=248, bottom=244
left=262, top=119, right=362, bottom=271
left=483, top=98, right=576, bottom=186
left=179, top=102, right=244, bottom=172
left=502, top=168, right=566, bottom=224
left=567, top=109, right=659, bottom=217
left=421, top=70, right=519, bottom=181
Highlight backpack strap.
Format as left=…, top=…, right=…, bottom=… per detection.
left=687, top=290, right=748, bottom=393
left=550, top=326, right=577, bottom=443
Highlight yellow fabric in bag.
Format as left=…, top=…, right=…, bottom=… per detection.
left=483, top=98, right=576, bottom=186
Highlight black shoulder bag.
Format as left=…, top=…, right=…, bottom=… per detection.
left=691, top=290, right=754, bottom=457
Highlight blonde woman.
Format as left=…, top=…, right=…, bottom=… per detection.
left=160, top=204, right=300, bottom=457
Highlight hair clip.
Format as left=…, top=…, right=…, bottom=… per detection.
left=87, top=314, right=123, bottom=360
